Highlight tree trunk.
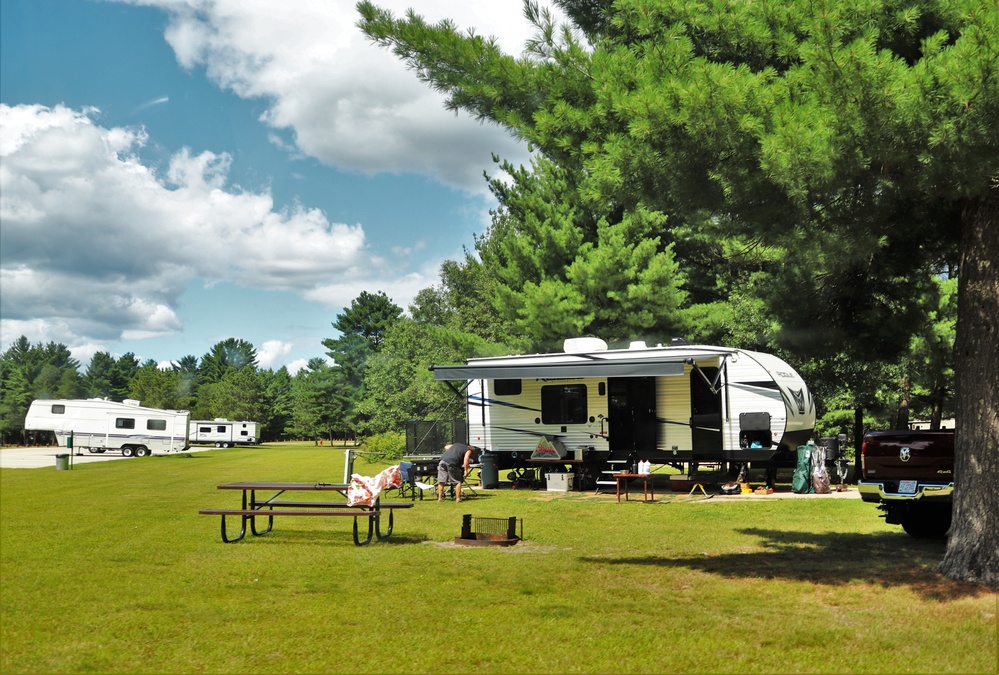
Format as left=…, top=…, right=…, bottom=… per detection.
left=938, top=192, right=999, bottom=587
left=930, top=387, right=943, bottom=430
left=895, top=376, right=910, bottom=430
left=852, top=406, right=864, bottom=484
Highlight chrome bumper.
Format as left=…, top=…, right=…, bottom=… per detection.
left=857, top=481, right=954, bottom=502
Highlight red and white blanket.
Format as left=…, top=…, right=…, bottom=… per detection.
left=346, top=465, right=401, bottom=506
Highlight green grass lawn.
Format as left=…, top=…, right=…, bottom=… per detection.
left=2, top=443, right=995, bottom=673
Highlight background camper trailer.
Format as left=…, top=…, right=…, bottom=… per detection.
left=431, top=339, right=816, bottom=490
left=189, top=419, right=260, bottom=447
left=25, top=399, right=190, bottom=457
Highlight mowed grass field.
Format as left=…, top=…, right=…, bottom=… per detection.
left=1, top=442, right=995, bottom=674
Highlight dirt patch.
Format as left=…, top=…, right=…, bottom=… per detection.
left=423, top=539, right=560, bottom=553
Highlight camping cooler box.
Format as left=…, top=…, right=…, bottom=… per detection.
left=545, top=473, right=574, bottom=492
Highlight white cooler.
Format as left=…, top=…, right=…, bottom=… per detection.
left=545, top=473, right=574, bottom=492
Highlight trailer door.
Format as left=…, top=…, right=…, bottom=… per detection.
left=608, top=377, right=657, bottom=453
left=690, top=367, right=723, bottom=459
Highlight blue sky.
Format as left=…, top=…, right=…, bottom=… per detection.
left=1, top=0, right=541, bottom=373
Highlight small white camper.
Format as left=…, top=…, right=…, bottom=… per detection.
left=25, top=399, right=190, bottom=457
left=431, top=339, right=815, bottom=487
left=188, top=419, right=260, bottom=447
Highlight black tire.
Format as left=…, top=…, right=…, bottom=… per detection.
left=215, top=442, right=222, bottom=448
left=134, top=446, right=149, bottom=457
left=121, top=446, right=134, bottom=458
left=901, top=504, right=952, bottom=539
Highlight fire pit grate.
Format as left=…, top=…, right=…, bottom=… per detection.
left=454, top=514, right=522, bottom=546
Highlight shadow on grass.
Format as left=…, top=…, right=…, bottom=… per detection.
left=582, top=529, right=988, bottom=600
left=226, top=528, right=432, bottom=547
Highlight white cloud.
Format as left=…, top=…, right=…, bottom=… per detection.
left=302, top=255, right=449, bottom=314
left=0, top=103, right=380, bottom=352
left=1, top=2, right=555, bottom=370
left=132, top=96, right=170, bottom=113
left=257, top=339, right=293, bottom=370
left=117, top=0, right=538, bottom=191
left=284, top=358, right=310, bottom=376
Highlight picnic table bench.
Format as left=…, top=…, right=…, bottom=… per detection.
left=199, top=482, right=413, bottom=546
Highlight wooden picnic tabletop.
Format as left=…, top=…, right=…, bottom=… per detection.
left=216, top=482, right=349, bottom=491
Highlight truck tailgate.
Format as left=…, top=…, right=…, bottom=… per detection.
left=862, top=430, right=954, bottom=479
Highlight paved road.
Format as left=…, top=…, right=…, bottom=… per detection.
left=0, top=445, right=212, bottom=469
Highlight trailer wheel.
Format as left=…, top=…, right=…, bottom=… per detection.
left=121, top=446, right=134, bottom=457
left=215, top=442, right=222, bottom=448
left=134, top=446, right=149, bottom=457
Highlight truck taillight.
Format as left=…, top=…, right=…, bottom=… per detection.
left=860, top=439, right=868, bottom=472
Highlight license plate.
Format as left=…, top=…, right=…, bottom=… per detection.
left=898, top=480, right=918, bottom=494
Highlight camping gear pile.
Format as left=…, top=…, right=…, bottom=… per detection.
left=792, top=441, right=831, bottom=494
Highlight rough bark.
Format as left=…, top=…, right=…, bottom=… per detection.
left=852, top=407, right=864, bottom=484
left=895, top=377, right=910, bottom=430
left=938, top=191, right=999, bottom=587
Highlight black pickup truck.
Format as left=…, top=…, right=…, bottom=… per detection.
left=857, top=429, right=954, bottom=538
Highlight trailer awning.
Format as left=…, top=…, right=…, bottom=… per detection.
left=431, top=359, right=686, bottom=381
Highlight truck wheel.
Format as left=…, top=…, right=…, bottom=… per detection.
left=121, top=446, right=134, bottom=458
left=901, top=505, right=951, bottom=539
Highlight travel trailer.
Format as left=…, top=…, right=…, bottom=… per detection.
left=431, top=339, right=815, bottom=488
left=189, top=419, right=260, bottom=447
left=24, top=399, right=190, bottom=457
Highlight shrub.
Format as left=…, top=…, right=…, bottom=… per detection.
left=359, top=431, right=406, bottom=462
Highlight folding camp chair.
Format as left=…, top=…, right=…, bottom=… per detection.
left=398, top=461, right=434, bottom=501
left=436, top=465, right=479, bottom=501
left=461, top=464, right=480, bottom=498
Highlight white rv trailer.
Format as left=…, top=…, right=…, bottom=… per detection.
left=188, top=419, right=260, bottom=447
left=431, top=339, right=815, bottom=484
left=24, top=399, right=190, bottom=457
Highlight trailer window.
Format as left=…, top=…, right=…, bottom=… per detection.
left=147, top=419, right=167, bottom=431
left=217, top=426, right=226, bottom=433
left=51, top=405, right=65, bottom=414
left=541, top=384, right=588, bottom=424
left=115, top=418, right=136, bottom=429
left=199, top=426, right=212, bottom=433
left=240, top=430, right=248, bottom=436
left=494, top=379, right=522, bottom=396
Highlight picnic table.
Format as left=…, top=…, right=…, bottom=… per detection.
left=199, top=482, right=413, bottom=546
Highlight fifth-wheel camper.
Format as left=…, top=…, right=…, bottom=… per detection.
left=188, top=419, right=260, bottom=447
left=430, top=338, right=815, bottom=489
left=24, top=399, right=190, bottom=457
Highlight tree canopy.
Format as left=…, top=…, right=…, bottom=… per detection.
left=330, top=290, right=403, bottom=350
left=359, top=0, right=997, bottom=584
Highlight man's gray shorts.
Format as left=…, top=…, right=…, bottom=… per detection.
left=438, top=460, right=464, bottom=485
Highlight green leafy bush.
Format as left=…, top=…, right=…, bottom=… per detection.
left=359, top=431, right=406, bottom=462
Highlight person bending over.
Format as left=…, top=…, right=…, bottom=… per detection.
left=437, top=442, right=476, bottom=502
